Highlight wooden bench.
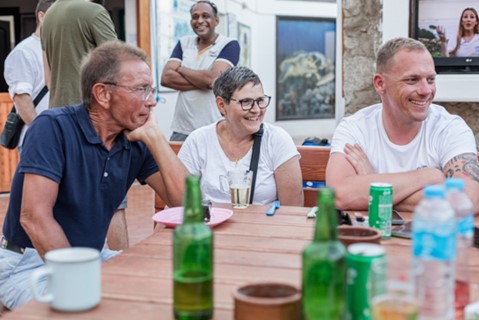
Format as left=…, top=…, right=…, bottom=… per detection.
left=297, top=145, right=330, bottom=207
left=153, top=143, right=330, bottom=211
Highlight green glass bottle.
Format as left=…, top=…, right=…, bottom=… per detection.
left=173, top=175, right=214, bottom=320
left=302, top=188, right=347, bottom=319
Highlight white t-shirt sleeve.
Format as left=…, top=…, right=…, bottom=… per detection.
left=264, top=125, right=300, bottom=170
left=436, top=116, right=477, bottom=168
left=4, top=46, right=36, bottom=97
left=330, top=117, right=360, bottom=154
left=178, top=131, right=204, bottom=176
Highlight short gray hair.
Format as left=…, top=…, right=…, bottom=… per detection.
left=376, top=37, right=428, bottom=73
left=80, top=41, right=148, bottom=106
left=213, top=66, right=262, bottom=101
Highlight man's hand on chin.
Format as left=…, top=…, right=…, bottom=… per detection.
left=125, top=112, right=159, bottom=143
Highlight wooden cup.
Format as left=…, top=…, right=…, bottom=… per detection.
left=338, top=226, right=382, bottom=248
left=233, top=282, right=302, bottom=320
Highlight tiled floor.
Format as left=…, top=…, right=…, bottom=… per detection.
left=0, top=182, right=157, bottom=247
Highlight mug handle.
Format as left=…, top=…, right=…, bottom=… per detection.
left=31, top=267, right=54, bottom=303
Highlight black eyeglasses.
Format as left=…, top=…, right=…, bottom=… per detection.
left=229, top=95, right=271, bottom=111
left=103, top=82, right=156, bottom=101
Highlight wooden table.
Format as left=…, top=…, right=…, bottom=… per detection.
left=4, top=205, right=479, bottom=319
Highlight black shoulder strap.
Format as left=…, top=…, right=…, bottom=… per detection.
left=248, top=123, right=264, bottom=204
left=33, top=86, right=49, bottom=107
left=10, top=85, right=49, bottom=114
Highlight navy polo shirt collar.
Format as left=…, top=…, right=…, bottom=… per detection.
left=74, top=104, right=131, bottom=151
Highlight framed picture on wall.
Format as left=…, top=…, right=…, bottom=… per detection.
left=237, top=22, right=251, bottom=67
left=276, top=16, right=336, bottom=121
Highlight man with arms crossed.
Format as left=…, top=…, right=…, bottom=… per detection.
left=326, top=37, right=479, bottom=212
left=0, top=41, right=188, bottom=310
left=161, top=0, right=240, bottom=141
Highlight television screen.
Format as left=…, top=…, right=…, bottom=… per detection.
left=412, top=0, right=479, bottom=74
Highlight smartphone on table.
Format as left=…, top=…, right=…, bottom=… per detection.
left=392, top=209, right=405, bottom=225
left=391, top=221, right=412, bottom=239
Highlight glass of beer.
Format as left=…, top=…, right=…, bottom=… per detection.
left=226, top=170, right=253, bottom=209
left=372, top=294, right=419, bottom=320
left=372, top=255, right=419, bottom=320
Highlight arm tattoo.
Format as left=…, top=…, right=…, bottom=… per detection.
left=444, top=153, right=479, bottom=183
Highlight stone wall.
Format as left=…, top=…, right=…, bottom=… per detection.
left=342, top=0, right=479, bottom=138
left=342, top=0, right=382, bottom=115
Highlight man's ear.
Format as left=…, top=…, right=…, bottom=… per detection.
left=92, top=83, right=111, bottom=108
left=38, top=11, right=45, bottom=25
left=373, top=73, right=385, bottom=95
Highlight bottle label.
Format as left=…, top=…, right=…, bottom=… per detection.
left=413, top=227, right=457, bottom=261
left=458, top=214, right=474, bottom=239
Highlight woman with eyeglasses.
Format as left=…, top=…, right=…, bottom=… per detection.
left=178, top=66, right=304, bottom=206
left=437, top=7, right=479, bottom=57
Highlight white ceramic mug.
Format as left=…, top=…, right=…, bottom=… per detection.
left=31, top=247, right=101, bottom=312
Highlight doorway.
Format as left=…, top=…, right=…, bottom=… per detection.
left=0, top=0, right=126, bottom=93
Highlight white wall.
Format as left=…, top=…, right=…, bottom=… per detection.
left=153, top=0, right=340, bottom=141
left=383, top=0, right=479, bottom=102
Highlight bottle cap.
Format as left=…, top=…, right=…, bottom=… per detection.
left=445, top=177, right=465, bottom=191
left=423, top=184, right=445, bottom=199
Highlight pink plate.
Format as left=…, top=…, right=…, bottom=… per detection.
left=152, top=207, right=234, bottom=228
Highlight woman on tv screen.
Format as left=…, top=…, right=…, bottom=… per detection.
left=437, top=7, right=479, bottom=57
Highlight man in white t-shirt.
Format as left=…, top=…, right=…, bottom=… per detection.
left=3, top=0, right=55, bottom=153
left=326, top=37, right=479, bottom=212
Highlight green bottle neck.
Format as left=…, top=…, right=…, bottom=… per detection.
left=313, top=193, right=339, bottom=242
left=183, top=177, right=204, bottom=224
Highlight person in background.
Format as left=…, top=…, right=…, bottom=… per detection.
left=41, top=0, right=126, bottom=249
left=161, top=0, right=240, bottom=141
left=3, top=0, right=55, bottom=154
left=0, top=41, right=188, bottom=310
left=178, top=66, right=303, bottom=206
left=437, top=7, right=479, bottom=57
left=41, top=0, right=117, bottom=108
left=326, top=37, right=479, bottom=212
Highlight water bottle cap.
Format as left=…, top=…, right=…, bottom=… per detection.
left=445, top=178, right=465, bottom=191
left=423, top=184, right=446, bottom=198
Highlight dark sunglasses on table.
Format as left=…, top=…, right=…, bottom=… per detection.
left=229, top=95, right=271, bottom=111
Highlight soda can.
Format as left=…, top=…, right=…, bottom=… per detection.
left=368, top=183, right=393, bottom=238
left=346, top=243, right=386, bottom=320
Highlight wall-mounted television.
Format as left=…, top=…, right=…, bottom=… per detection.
left=410, top=0, right=479, bottom=74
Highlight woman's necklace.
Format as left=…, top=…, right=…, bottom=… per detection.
left=218, top=130, right=252, bottom=168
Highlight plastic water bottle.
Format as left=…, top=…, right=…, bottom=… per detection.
left=445, top=178, right=474, bottom=319
left=412, top=185, right=456, bottom=320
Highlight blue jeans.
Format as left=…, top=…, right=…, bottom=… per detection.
left=0, top=246, right=120, bottom=310
left=169, top=132, right=188, bottom=142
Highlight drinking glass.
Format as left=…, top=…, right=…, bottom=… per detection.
left=221, top=170, right=253, bottom=209
left=372, top=255, right=419, bottom=320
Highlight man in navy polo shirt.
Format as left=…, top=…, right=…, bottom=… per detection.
left=0, top=41, right=189, bottom=310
